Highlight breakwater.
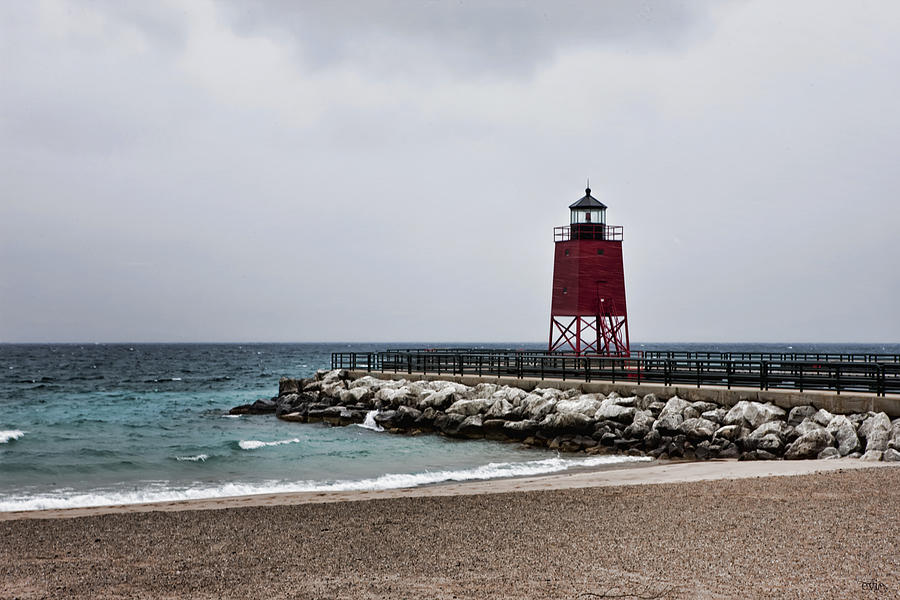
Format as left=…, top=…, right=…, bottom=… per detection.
left=236, top=369, right=900, bottom=462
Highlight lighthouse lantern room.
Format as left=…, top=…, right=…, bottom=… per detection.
left=549, top=185, right=630, bottom=356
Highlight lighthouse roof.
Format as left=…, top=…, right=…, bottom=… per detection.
left=569, top=187, right=607, bottom=210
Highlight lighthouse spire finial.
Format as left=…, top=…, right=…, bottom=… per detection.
left=586, top=178, right=590, bottom=195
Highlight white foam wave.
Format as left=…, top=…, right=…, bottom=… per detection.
left=175, top=454, right=208, bottom=462
left=0, top=430, right=25, bottom=444
left=221, top=414, right=241, bottom=419
left=356, top=410, right=384, bottom=432
left=0, top=454, right=651, bottom=512
left=238, top=438, right=301, bottom=450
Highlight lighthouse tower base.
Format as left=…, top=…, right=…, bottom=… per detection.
left=549, top=314, right=630, bottom=356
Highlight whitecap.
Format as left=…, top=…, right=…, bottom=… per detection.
left=356, top=410, right=384, bottom=432
left=0, top=430, right=25, bottom=444
left=0, top=453, right=652, bottom=512
left=175, top=454, right=208, bottom=462
left=238, top=438, right=301, bottom=450
left=221, top=414, right=241, bottom=419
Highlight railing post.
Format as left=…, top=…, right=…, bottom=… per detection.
left=798, top=363, right=803, bottom=392
left=761, top=361, right=768, bottom=390
left=835, top=363, right=841, bottom=395
left=367, top=353, right=372, bottom=373
left=584, top=357, right=589, bottom=382
left=562, top=358, right=566, bottom=381
left=540, top=356, right=545, bottom=380
left=727, top=360, right=732, bottom=390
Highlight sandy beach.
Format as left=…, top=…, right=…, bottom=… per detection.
left=2, top=459, right=898, bottom=599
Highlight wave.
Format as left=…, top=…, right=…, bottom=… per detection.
left=238, top=438, right=301, bottom=450
left=356, top=410, right=384, bottom=432
left=175, top=454, right=209, bottom=462
left=221, top=414, right=241, bottom=419
left=0, top=454, right=651, bottom=512
left=0, top=430, right=25, bottom=444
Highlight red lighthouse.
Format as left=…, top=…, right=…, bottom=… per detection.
left=549, top=185, right=630, bottom=356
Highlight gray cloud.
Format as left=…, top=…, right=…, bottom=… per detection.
left=1, top=1, right=898, bottom=343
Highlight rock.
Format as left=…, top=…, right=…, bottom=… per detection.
left=756, top=449, right=778, bottom=461
left=611, top=396, right=636, bottom=407
left=375, top=386, right=410, bottom=408
left=419, top=388, right=462, bottom=411
left=787, top=405, right=817, bottom=426
left=659, top=396, right=691, bottom=419
left=682, top=407, right=700, bottom=421
left=279, top=377, right=301, bottom=396
left=600, top=432, right=617, bottom=446
left=794, top=417, right=827, bottom=438
left=679, top=418, right=717, bottom=441
left=748, top=421, right=791, bottom=444
left=485, top=398, right=517, bottom=420
left=701, top=409, right=727, bottom=425
left=738, top=450, right=758, bottom=461
left=695, top=440, right=713, bottom=460
left=785, top=429, right=834, bottom=460
left=556, top=395, right=603, bottom=417
left=540, top=412, right=594, bottom=434
left=373, top=410, right=398, bottom=428
left=713, top=425, right=742, bottom=442
left=859, top=413, right=892, bottom=453
left=811, top=409, right=834, bottom=427
left=446, top=399, right=491, bottom=417
left=637, top=393, right=658, bottom=410
left=646, top=401, right=667, bottom=416
left=503, top=419, right=538, bottom=439
left=756, top=434, right=784, bottom=453
left=653, top=412, right=683, bottom=435
left=393, top=405, right=422, bottom=429
left=624, top=410, right=655, bottom=439
left=481, top=419, right=509, bottom=440
left=433, top=413, right=465, bottom=435
left=890, top=420, right=900, bottom=451
left=718, top=444, right=741, bottom=459
left=642, top=429, right=661, bottom=450
left=691, top=401, right=719, bottom=413
left=818, top=447, right=841, bottom=460
left=230, top=397, right=277, bottom=415
left=882, top=448, right=900, bottom=462
left=860, top=450, right=883, bottom=462
left=724, top=401, right=785, bottom=429
left=521, top=395, right=558, bottom=420
left=594, top=398, right=636, bottom=422
left=339, top=387, right=372, bottom=405
left=826, top=415, right=861, bottom=456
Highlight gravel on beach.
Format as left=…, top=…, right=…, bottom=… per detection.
left=1, top=467, right=898, bottom=599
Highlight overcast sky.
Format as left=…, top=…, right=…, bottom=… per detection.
left=1, top=1, right=899, bottom=343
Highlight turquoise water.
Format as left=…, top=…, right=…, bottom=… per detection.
left=2, top=342, right=896, bottom=511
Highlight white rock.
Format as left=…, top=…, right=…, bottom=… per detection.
left=680, top=417, right=717, bottom=440
left=556, top=395, right=602, bottom=417
left=446, top=399, right=491, bottom=416
left=826, top=415, right=861, bottom=456
left=812, top=408, right=834, bottom=427
left=594, top=398, right=636, bottom=422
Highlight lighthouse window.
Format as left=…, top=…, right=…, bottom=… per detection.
left=562, top=287, right=567, bottom=294
left=597, top=249, right=604, bottom=255
left=564, top=249, right=570, bottom=256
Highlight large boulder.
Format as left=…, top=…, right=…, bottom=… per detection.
left=889, top=419, right=900, bottom=451
left=679, top=418, right=717, bottom=442
left=723, top=401, right=784, bottom=429
left=624, top=410, right=655, bottom=439
left=811, top=409, right=835, bottom=427
left=433, top=413, right=466, bottom=436
left=279, top=377, right=302, bottom=396
left=748, top=421, right=791, bottom=447
left=456, top=415, right=484, bottom=438
left=393, top=405, right=422, bottom=429
left=540, top=412, right=594, bottom=434
left=713, top=425, right=742, bottom=442
left=859, top=413, right=892, bottom=453
left=787, top=405, right=816, bottom=426
left=556, top=395, right=603, bottom=417
left=826, top=415, right=861, bottom=456
left=339, top=386, right=373, bottom=405
left=883, top=448, right=900, bottom=462
left=653, top=397, right=690, bottom=433
left=446, top=398, right=491, bottom=417
left=521, top=395, right=558, bottom=420
left=594, top=398, right=636, bottom=423
left=485, top=398, right=517, bottom=420
left=230, top=397, right=277, bottom=415
left=701, top=409, right=727, bottom=425
left=785, top=429, right=834, bottom=460
left=756, top=434, right=784, bottom=454
left=794, top=417, right=827, bottom=438
left=503, top=419, right=539, bottom=439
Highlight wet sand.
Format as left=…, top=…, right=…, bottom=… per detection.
left=1, top=460, right=898, bottom=598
